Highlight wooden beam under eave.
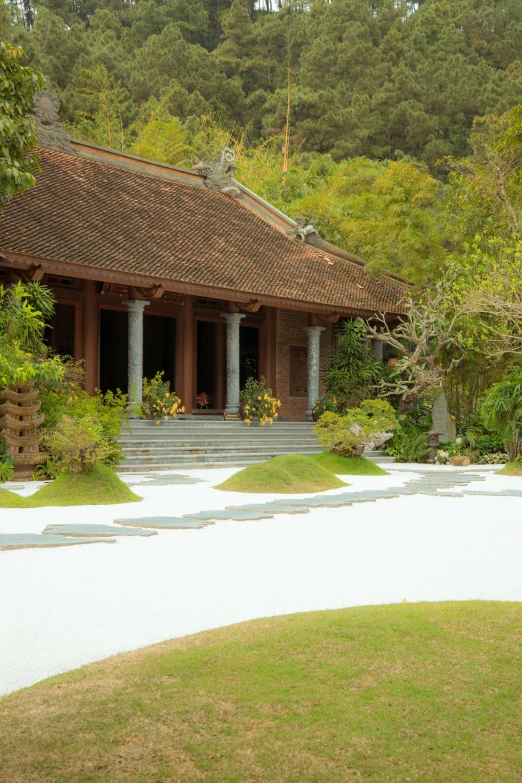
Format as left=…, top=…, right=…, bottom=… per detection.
left=0, top=251, right=406, bottom=319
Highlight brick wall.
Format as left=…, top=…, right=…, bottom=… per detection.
left=275, top=308, right=331, bottom=421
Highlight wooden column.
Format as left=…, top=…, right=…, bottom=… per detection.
left=178, top=294, right=195, bottom=412
left=214, top=321, right=225, bottom=410
left=264, top=306, right=277, bottom=392
left=82, top=280, right=98, bottom=395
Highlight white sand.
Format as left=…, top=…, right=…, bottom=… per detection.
left=1, top=464, right=521, bottom=696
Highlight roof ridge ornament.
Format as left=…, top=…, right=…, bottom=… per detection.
left=287, top=216, right=319, bottom=242
left=34, top=88, right=72, bottom=153
left=193, top=146, right=241, bottom=196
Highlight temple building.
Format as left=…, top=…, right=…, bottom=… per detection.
left=0, top=91, right=405, bottom=421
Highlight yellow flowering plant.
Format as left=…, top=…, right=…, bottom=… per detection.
left=151, top=390, right=185, bottom=423
left=143, top=371, right=185, bottom=423
left=240, top=376, right=280, bottom=426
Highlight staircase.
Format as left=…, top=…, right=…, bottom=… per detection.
left=118, top=419, right=323, bottom=472
left=365, top=449, right=395, bottom=465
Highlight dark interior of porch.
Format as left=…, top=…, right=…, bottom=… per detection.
left=99, top=309, right=175, bottom=394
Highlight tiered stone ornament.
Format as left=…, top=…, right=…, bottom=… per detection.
left=0, top=384, right=47, bottom=480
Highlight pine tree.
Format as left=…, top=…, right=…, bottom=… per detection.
left=215, top=0, right=271, bottom=95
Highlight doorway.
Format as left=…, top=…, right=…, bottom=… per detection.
left=143, top=314, right=176, bottom=389
left=240, top=325, right=259, bottom=388
left=45, top=303, right=75, bottom=357
left=100, top=309, right=128, bottom=392
left=196, top=321, right=216, bottom=407
left=99, top=309, right=176, bottom=394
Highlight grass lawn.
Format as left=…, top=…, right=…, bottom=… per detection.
left=496, top=462, right=522, bottom=475
left=0, top=602, right=520, bottom=782
left=215, top=453, right=347, bottom=493
left=311, top=450, right=389, bottom=475
left=0, top=487, right=29, bottom=508
left=0, top=464, right=141, bottom=507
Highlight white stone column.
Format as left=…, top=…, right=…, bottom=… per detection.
left=221, top=312, right=246, bottom=413
left=122, top=299, right=149, bottom=417
left=305, top=326, right=325, bottom=421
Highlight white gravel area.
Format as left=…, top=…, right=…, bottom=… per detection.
left=1, top=463, right=521, bottom=697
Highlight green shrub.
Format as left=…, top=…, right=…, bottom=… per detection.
left=386, top=428, right=429, bottom=462
left=481, top=367, right=522, bottom=461
left=44, top=414, right=111, bottom=473
left=38, top=359, right=128, bottom=467
left=314, top=399, right=398, bottom=457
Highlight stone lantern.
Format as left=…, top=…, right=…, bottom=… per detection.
left=427, top=429, right=442, bottom=463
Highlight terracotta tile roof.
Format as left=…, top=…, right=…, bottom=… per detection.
left=0, top=146, right=406, bottom=314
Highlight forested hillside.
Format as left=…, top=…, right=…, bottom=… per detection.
left=2, top=0, right=522, bottom=283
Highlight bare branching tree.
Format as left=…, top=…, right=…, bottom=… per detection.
left=366, top=274, right=471, bottom=412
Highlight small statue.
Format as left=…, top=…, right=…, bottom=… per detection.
left=286, top=216, right=318, bottom=242
left=193, top=146, right=241, bottom=196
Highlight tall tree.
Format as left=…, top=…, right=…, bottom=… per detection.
left=215, top=0, right=271, bottom=95
left=0, top=39, right=44, bottom=210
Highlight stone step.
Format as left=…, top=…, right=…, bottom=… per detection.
left=122, top=445, right=322, bottom=461
left=122, top=445, right=319, bottom=456
left=119, top=458, right=272, bottom=473
left=125, top=421, right=313, bottom=433
left=120, top=452, right=318, bottom=469
left=120, top=435, right=319, bottom=446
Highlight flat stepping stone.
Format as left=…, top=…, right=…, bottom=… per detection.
left=43, top=524, right=156, bottom=537
left=115, top=517, right=212, bottom=529
left=226, top=503, right=310, bottom=514
left=0, top=534, right=115, bottom=551
left=125, top=476, right=202, bottom=486
left=418, top=491, right=463, bottom=497
left=183, top=510, right=275, bottom=521
left=462, top=489, right=522, bottom=497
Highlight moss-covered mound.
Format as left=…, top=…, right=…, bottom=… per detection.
left=311, top=451, right=389, bottom=475
left=495, top=462, right=522, bottom=476
left=0, top=464, right=141, bottom=508
left=0, top=487, right=29, bottom=508
left=215, top=453, right=347, bottom=494
left=1, top=603, right=521, bottom=783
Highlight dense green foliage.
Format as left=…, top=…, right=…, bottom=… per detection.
left=0, top=38, right=44, bottom=208
left=0, top=283, right=127, bottom=477
left=3, top=0, right=521, bottom=165
left=38, top=364, right=128, bottom=472
left=314, top=398, right=398, bottom=456
left=0, top=282, right=63, bottom=387
left=481, top=366, right=522, bottom=460
left=315, top=318, right=387, bottom=416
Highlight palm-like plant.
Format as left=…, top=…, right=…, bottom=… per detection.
left=320, top=319, right=384, bottom=411
left=481, top=367, right=522, bottom=460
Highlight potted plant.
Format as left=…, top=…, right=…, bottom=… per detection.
left=239, top=377, right=281, bottom=426
left=142, top=372, right=185, bottom=423
left=196, top=391, right=211, bottom=409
